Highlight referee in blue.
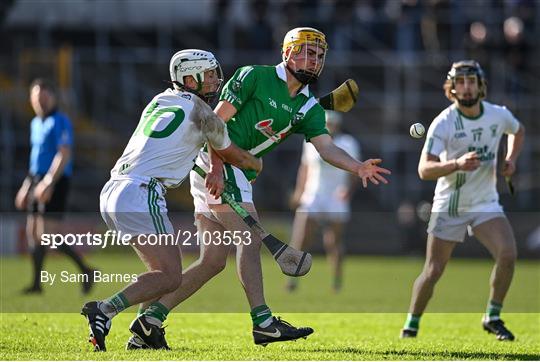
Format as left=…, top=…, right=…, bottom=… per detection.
left=15, top=78, right=94, bottom=294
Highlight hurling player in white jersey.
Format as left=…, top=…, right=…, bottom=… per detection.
left=287, top=111, right=360, bottom=292
left=81, top=49, right=262, bottom=351
left=401, top=61, right=525, bottom=341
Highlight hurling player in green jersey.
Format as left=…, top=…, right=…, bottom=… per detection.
left=149, top=27, right=391, bottom=348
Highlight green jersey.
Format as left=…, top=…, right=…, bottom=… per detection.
left=220, top=63, right=328, bottom=159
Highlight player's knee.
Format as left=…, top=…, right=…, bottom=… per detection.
left=323, top=236, right=333, bottom=247
left=201, top=253, right=227, bottom=275
left=160, top=272, right=182, bottom=293
left=424, top=263, right=445, bottom=282
left=497, top=248, right=517, bottom=267
left=323, top=237, right=339, bottom=250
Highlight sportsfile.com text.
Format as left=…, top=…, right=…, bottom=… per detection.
left=40, top=230, right=253, bottom=249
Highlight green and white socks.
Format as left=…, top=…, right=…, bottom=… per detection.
left=142, top=302, right=170, bottom=327
left=403, top=300, right=503, bottom=332
left=485, top=300, right=503, bottom=322
left=99, top=292, right=131, bottom=319
left=251, top=304, right=273, bottom=328
left=404, top=313, right=421, bottom=331
left=98, top=293, right=170, bottom=328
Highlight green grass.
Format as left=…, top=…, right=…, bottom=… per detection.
left=1, top=313, right=539, bottom=360
left=1, top=253, right=539, bottom=360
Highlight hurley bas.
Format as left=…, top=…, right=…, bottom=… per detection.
left=40, top=270, right=138, bottom=286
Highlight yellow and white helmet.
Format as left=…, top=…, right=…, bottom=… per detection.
left=282, top=27, right=328, bottom=85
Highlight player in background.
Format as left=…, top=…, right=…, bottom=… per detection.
left=81, top=49, right=262, bottom=351
left=147, top=27, right=390, bottom=349
left=287, top=110, right=360, bottom=292
left=401, top=60, right=525, bottom=341
left=15, top=78, right=95, bottom=294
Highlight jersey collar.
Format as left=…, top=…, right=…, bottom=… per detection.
left=38, top=108, right=57, bottom=121
left=455, top=101, right=484, bottom=120
left=276, top=62, right=310, bottom=97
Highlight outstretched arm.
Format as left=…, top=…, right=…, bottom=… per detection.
left=310, top=134, right=391, bottom=188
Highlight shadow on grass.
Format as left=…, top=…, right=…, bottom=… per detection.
left=289, top=347, right=540, bottom=360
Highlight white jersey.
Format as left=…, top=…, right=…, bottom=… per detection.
left=424, top=101, right=520, bottom=214
left=110, top=88, right=231, bottom=188
left=300, top=133, right=360, bottom=205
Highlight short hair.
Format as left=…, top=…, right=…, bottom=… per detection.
left=29, top=78, right=57, bottom=96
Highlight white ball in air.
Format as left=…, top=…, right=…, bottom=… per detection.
left=410, top=123, right=425, bottom=138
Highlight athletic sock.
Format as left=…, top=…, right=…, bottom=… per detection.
left=251, top=304, right=273, bottom=327
left=31, top=245, right=47, bottom=289
left=137, top=304, right=146, bottom=317
left=100, top=292, right=130, bottom=318
left=404, top=313, right=421, bottom=331
left=486, top=300, right=503, bottom=321
left=333, top=275, right=342, bottom=291
left=142, top=302, right=169, bottom=327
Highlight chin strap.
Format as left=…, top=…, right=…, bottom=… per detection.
left=172, top=81, right=216, bottom=105
left=286, top=65, right=318, bottom=85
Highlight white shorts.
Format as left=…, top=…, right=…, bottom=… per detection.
left=190, top=150, right=253, bottom=218
left=427, top=201, right=505, bottom=242
left=100, top=175, right=173, bottom=235
left=298, top=194, right=350, bottom=222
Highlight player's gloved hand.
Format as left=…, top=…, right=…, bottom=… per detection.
left=456, top=151, right=480, bottom=171
left=501, top=158, right=516, bottom=177
left=356, top=159, right=391, bottom=188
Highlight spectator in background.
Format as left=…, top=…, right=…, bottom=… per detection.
left=330, top=0, right=357, bottom=52
left=505, top=0, right=536, bottom=33
left=245, top=0, right=274, bottom=50
left=393, top=0, right=423, bottom=62
left=211, top=0, right=234, bottom=51
left=14, top=78, right=94, bottom=294
left=502, top=16, right=530, bottom=106
left=463, top=21, right=490, bottom=67
left=420, top=0, right=452, bottom=57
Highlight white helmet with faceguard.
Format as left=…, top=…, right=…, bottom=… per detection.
left=282, top=27, right=328, bottom=85
left=169, top=49, right=224, bottom=104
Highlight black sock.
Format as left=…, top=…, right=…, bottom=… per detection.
left=31, top=245, right=47, bottom=288
left=58, top=244, right=89, bottom=273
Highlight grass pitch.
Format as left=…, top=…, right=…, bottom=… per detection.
left=1, top=253, right=539, bottom=360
